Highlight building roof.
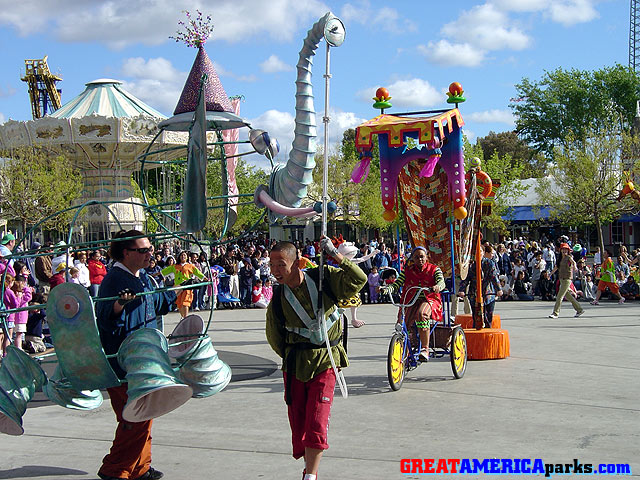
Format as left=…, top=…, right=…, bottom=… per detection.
left=50, top=79, right=165, bottom=119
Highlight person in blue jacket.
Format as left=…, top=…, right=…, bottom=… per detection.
left=95, top=229, right=168, bottom=480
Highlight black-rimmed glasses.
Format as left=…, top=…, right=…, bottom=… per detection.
left=126, top=247, right=154, bottom=254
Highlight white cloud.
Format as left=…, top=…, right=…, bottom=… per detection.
left=490, top=0, right=599, bottom=25
left=358, top=78, right=443, bottom=107
left=0, top=85, right=17, bottom=98
left=339, top=0, right=416, bottom=33
left=356, top=79, right=437, bottom=108
left=120, top=57, right=186, bottom=115
left=549, top=0, right=599, bottom=26
left=466, top=109, right=515, bottom=125
left=489, top=0, right=549, bottom=12
left=260, top=55, right=294, bottom=74
left=442, top=4, right=530, bottom=51
left=248, top=109, right=296, bottom=163
left=0, top=113, right=5, bottom=124
left=0, top=0, right=329, bottom=48
left=418, top=40, right=486, bottom=68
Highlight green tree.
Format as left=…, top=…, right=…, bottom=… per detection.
left=205, top=153, right=268, bottom=240
left=0, top=147, right=83, bottom=238
left=535, top=127, right=640, bottom=253
left=511, top=64, right=640, bottom=159
left=477, top=130, right=546, bottom=177
left=464, top=137, right=530, bottom=235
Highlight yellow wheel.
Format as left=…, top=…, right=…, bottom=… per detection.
left=450, top=326, right=467, bottom=379
left=387, top=333, right=406, bottom=391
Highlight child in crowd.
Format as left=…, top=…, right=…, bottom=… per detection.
left=12, top=275, right=32, bottom=350
left=498, top=275, right=513, bottom=300
left=367, top=266, right=380, bottom=303
left=582, top=274, right=596, bottom=302
left=539, top=270, right=555, bottom=301
left=69, top=267, right=81, bottom=284
left=49, top=262, right=67, bottom=289
left=262, top=278, right=273, bottom=304
left=3, top=274, right=17, bottom=354
left=25, top=293, right=47, bottom=353
left=252, top=279, right=270, bottom=308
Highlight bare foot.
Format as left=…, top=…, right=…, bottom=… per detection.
left=351, top=318, right=365, bottom=328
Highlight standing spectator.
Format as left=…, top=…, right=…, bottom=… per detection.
left=88, top=251, right=107, bottom=297
left=0, top=233, right=16, bottom=265
left=593, top=247, right=601, bottom=268
left=25, top=293, right=47, bottom=353
left=373, top=244, right=391, bottom=269
left=458, top=244, right=503, bottom=329
left=74, top=252, right=91, bottom=290
left=238, top=257, right=256, bottom=307
left=530, top=251, right=546, bottom=296
left=95, top=229, right=169, bottom=480
left=367, top=266, right=380, bottom=303
left=548, top=243, right=584, bottom=318
left=145, top=257, right=164, bottom=288
left=496, top=244, right=512, bottom=282
left=543, top=243, right=556, bottom=272
left=34, top=242, right=53, bottom=294
left=258, top=249, right=271, bottom=283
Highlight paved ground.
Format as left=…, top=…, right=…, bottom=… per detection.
left=1, top=298, right=638, bottom=479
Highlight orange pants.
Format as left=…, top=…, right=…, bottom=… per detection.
left=99, top=384, right=153, bottom=479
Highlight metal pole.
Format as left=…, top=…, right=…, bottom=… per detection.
left=318, top=41, right=331, bottom=295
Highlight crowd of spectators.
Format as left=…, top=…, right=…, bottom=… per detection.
left=2, top=228, right=639, bottom=358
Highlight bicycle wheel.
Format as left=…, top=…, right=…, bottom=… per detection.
left=450, top=326, right=467, bottom=379
left=387, top=333, right=406, bottom=391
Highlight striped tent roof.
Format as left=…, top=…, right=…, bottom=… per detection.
left=50, top=79, right=165, bottom=119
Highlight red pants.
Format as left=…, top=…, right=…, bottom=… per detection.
left=99, top=384, right=153, bottom=479
left=284, top=368, right=336, bottom=459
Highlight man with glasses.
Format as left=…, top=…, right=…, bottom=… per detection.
left=95, top=230, right=167, bottom=480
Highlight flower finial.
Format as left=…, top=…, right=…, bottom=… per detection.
left=169, top=10, right=214, bottom=48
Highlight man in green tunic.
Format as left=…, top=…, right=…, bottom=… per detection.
left=266, top=238, right=366, bottom=480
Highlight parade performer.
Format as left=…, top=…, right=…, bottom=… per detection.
left=548, top=242, right=585, bottom=317
left=266, top=238, right=366, bottom=480
left=381, top=247, right=445, bottom=361
left=590, top=248, right=625, bottom=305
left=330, top=237, right=377, bottom=328
left=96, top=230, right=169, bottom=480
left=161, top=251, right=205, bottom=318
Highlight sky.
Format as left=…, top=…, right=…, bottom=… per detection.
left=0, top=0, right=631, bottom=169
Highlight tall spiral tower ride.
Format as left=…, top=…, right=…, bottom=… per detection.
left=631, top=0, right=640, bottom=73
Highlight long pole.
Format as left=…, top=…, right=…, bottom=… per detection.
left=318, top=42, right=331, bottom=296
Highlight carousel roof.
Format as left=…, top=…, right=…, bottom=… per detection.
left=50, top=79, right=165, bottom=119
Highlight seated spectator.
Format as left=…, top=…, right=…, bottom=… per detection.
left=513, top=270, right=534, bottom=300
left=582, top=274, right=596, bottom=302
left=252, top=279, right=269, bottom=308
left=499, top=275, right=513, bottom=300
left=539, top=270, right=556, bottom=301
left=620, top=275, right=639, bottom=300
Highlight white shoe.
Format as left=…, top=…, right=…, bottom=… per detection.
left=619, top=297, right=626, bottom=304
left=419, top=349, right=429, bottom=362
left=548, top=313, right=558, bottom=318
left=574, top=310, right=584, bottom=318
